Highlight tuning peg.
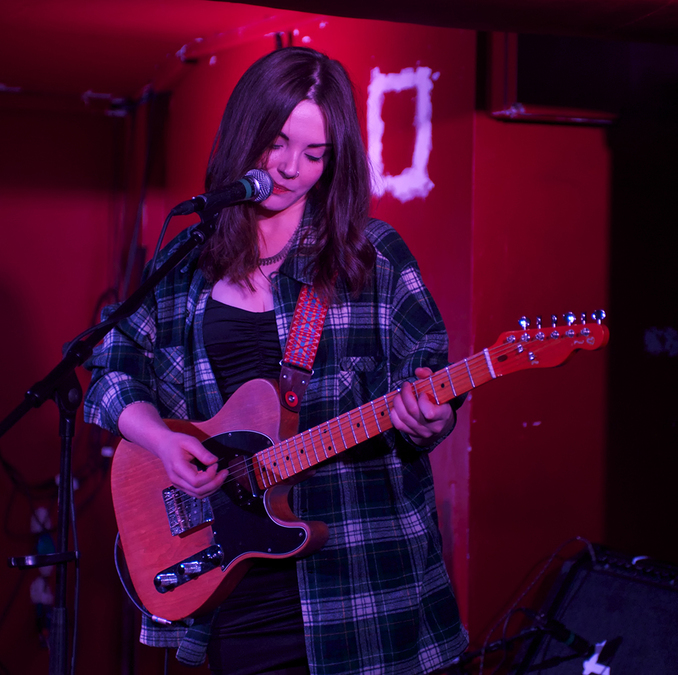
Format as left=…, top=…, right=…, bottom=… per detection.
left=591, top=309, right=606, bottom=324
left=536, top=316, right=542, bottom=329
left=564, top=312, right=576, bottom=327
left=551, top=314, right=558, bottom=327
left=519, top=316, right=531, bottom=330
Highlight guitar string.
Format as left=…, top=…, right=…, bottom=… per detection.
left=169, top=329, right=600, bottom=513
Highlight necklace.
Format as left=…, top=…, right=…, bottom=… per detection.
left=258, top=221, right=302, bottom=267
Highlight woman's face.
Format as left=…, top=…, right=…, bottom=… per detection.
left=258, top=99, right=330, bottom=217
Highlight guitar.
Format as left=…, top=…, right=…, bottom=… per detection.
left=111, top=314, right=608, bottom=622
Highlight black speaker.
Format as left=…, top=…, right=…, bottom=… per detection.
left=513, top=544, right=678, bottom=674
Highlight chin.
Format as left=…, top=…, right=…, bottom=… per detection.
left=260, top=193, right=305, bottom=214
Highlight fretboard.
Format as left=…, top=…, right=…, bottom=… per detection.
left=253, top=349, right=496, bottom=488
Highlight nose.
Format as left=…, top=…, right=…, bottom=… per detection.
left=279, top=167, right=300, bottom=179
left=277, top=150, right=300, bottom=180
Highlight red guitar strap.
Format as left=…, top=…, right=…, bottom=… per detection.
left=279, top=284, right=328, bottom=413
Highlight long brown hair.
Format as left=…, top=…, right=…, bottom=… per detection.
left=199, top=47, right=375, bottom=300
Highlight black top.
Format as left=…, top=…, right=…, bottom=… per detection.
left=203, top=297, right=283, bottom=397
left=203, top=297, right=306, bottom=673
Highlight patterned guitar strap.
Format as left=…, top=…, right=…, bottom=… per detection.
left=279, top=284, right=329, bottom=414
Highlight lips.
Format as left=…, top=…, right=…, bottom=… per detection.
left=272, top=183, right=290, bottom=195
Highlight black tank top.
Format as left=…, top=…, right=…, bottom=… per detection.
left=203, top=297, right=283, bottom=396
left=203, top=296, right=305, bottom=670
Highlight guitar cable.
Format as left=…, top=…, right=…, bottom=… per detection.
left=114, top=535, right=193, bottom=675
left=113, top=533, right=176, bottom=626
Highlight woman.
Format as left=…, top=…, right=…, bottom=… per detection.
left=85, top=46, right=467, bottom=675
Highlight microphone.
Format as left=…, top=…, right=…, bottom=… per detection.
left=170, top=169, right=273, bottom=216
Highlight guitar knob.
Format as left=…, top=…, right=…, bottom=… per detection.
left=206, top=547, right=224, bottom=564
left=591, top=309, right=606, bottom=324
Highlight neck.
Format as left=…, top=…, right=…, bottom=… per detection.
left=256, top=199, right=306, bottom=261
left=256, top=198, right=306, bottom=235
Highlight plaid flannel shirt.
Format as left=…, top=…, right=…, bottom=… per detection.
left=85, top=213, right=468, bottom=675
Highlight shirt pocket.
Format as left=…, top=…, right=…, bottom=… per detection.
left=339, top=355, right=388, bottom=406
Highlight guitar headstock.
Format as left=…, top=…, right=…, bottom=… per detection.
left=490, top=310, right=609, bottom=377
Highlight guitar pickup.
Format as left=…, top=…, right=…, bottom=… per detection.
left=163, top=486, right=214, bottom=536
left=154, top=545, right=224, bottom=593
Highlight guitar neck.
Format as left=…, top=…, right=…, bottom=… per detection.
left=253, top=350, right=495, bottom=489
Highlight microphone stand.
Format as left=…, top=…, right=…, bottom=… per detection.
left=2, top=210, right=219, bottom=675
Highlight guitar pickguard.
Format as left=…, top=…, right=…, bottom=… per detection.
left=202, top=431, right=307, bottom=566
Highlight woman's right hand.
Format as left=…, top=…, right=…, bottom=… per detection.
left=118, top=402, right=228, bottom=499
left=151, top=429, right=228, bottom=499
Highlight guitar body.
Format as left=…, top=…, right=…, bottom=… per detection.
left=111, top=379, right=329, bottom=622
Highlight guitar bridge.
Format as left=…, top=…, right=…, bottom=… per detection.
left=163, top=486, right=214, bottom=536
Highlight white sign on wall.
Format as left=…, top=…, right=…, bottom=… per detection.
left=367, top=66, right=439, bottom=203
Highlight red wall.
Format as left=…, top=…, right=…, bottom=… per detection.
left=0, top=12, right=611, bottom=675
left=468, top=114, right=610, bottom=638
left=0, top=99, right=126, bottom=675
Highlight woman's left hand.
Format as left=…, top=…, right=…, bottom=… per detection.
left=390, top=367, right=455, bottom=447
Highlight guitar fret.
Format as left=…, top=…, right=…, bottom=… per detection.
left=370, top=401, right=383, bottom=433
left=291, top=435, right=304, bottom=471
left=382, top=394, right=390, bottom=418
left=252, top=457, right=263, bottom=488
left=298, top=431, right=309, bottom=466
left=263, top=456, right=275, bottom=486
left=346, top=411, right=359, bottom=444
left=464, top=358, right=475, bottom=388
left=305, top=431, right=316, bottom=468
left=257, top=450, right=268, bottom=487
left=483, top=348, right=497, bottom=379
left=336, top=416, right=349, bottom=450
left=262, top=456, right=274, bottom=488
left=445, top=367, right=458, bottom=397
left=357, top=406, right=370, bottom=438
left=301, top=432, right=314, bottom=469
left=279, top=439, right=292, bottom=475
left=264, top=448, right=275, bottom=482
left=469, top=353, right=489, bottom=388
left=312, top=423, right=326, bottom=461
left=307, top=432, right=318, bottom=466
left=315, top=424, right=328, bottom=460
left=273, top=441, right=288, bottom=479
left=262, top=456, right=274, bottom=487
left=429, top=374, right=440, bottom=404
left=287, top=441, right=303, bottom=476
left=381, top=396, right=391, bottom=426
left=311, top=427, right=323, bottom=465
left=320, top=421, right=336, bottom=459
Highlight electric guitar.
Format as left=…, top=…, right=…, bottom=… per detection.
left=111, top=313, right=608, bottom=622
